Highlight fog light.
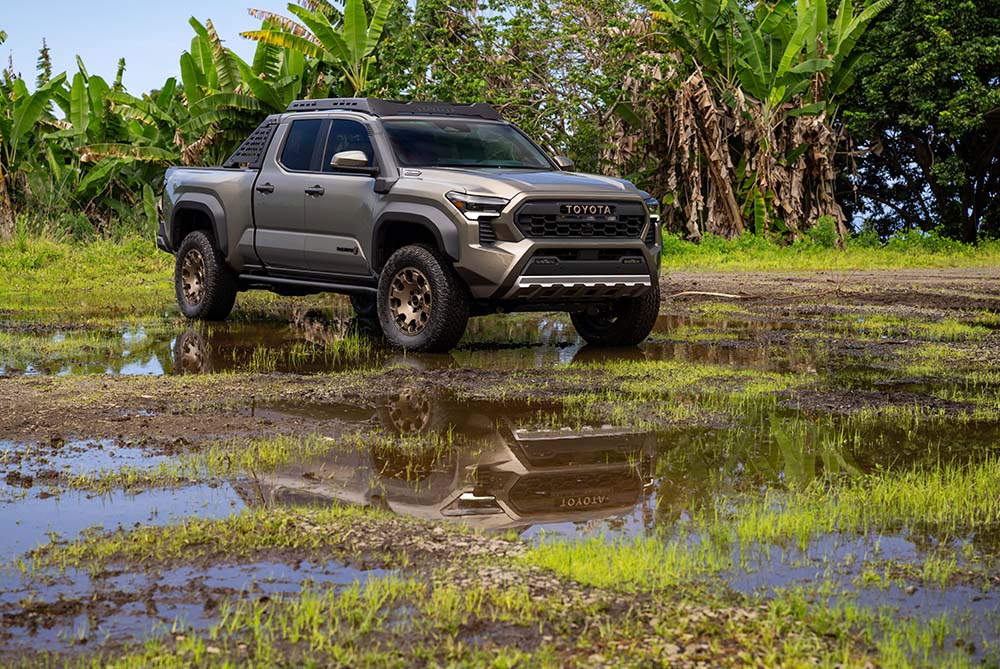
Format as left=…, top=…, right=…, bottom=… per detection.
left=442, top=492, right=504, bottom=516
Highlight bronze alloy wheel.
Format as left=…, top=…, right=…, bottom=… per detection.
left=180, top=249, right=207, bottom=306
left=388, top=266, right=432, bottom=335
left=387, top=388, right=433, bottom=433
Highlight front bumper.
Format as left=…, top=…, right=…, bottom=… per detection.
left=452, top=194, right=662, bottom=303
left=456, top=236, right=661, bottom=302
left=504, top=274, right=651, bottom=300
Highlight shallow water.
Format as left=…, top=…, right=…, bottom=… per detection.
left=2, top=303, right=998, bottom=662
left=0, top=307, right=825, bottom=377
left=0, top=484, right=245, bottom=563
left=0, top=560, right=390, bottom=652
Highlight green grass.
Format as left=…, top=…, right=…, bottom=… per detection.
left=24, top=504, right=391, bottom=574
left=0, top=235, right=290, bottom=325
left=773, top=588, right=987, bottom=669
left=660, top=230, right=1000, bottom=271
left=729, top=456, right=1000, bottom=551
left=523, top=457, right=1000, bottom=593
left=14, top=503, right=884, bottom=669
left=525, top=534, right=731, bottom=592
left=0, top=236, right=172, bottom=324
left=832, top=313, right=993, bottom=342
left=559, top=358, right=808, bottom=428
left=60, top=428, right=463, bottom=493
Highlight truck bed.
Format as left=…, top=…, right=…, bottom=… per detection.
left=162, top=167, right=259, bottom=271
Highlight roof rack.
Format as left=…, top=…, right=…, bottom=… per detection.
left=285, top=98, right=504, bottom=121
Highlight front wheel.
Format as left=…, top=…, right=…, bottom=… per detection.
left=174, top=230, right=238, bottom=321
left=570, top=284, right=660, bottom=346
left=377, top=244, right=469, bottom=352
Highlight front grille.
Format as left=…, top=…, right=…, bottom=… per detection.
left=506, top=470, right=643, bottom=515
left=515, top=201, right=646, bottom=239
left=478, top=220, right=497, bottom=245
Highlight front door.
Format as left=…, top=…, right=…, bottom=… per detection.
left=303, top=119, right=379, bottom=277
left=252, top=118, right=324, bottom=270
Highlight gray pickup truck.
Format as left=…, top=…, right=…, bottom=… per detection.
left=158, top=98, right=662, bottom=352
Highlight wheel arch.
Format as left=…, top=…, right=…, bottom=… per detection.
left=372, top=207, right=460, bottom=272
left=170, top=195, right=228, bottom=257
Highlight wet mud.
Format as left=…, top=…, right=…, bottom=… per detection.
left=1, top=269, right=999, bottom=664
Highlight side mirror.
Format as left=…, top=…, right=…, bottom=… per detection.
left=554, top=155, right=575, bottom=171
left=331, top=150, right=370, bottom=168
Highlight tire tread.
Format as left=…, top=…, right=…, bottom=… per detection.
left=377, top=244, right=469, bottom=352
left=174, top=230, right=238, bottom=321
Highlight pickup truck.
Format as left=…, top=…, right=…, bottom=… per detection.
left=235, top=390, right=658, bottom=531
left=158, top=98, right=662, bottom=352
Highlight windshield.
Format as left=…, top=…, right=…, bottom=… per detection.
left=383, top=119, right=553, bottom=170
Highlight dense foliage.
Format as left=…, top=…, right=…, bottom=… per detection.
left=841, top=0, right=1000, bottom=242
left=0, top=0, right=997, bottom=244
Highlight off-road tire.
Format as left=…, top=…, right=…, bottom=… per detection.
left=570, top=284, right=660, bottom=347
left=174, top=230, right=238, bottom=321
left=350, top=293, right=378, bottom=318
left=172, top=329, right=212, bottom=374
left=377, top=244, right=469, bottom=352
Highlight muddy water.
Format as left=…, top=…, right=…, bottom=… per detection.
left=2, top=305, right=998, bottom=660
left=249, top=391, right=998, bottom=662
left=0, top=309, right=815, bottom=377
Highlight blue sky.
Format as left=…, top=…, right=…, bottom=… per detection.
left=2, top=0, right=292, bottom=94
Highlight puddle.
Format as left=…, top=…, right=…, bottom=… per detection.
left=2, top=300, right=999, bottom=662
left=0, top=560, right=389, bottom=653
left=0, top=484, right=244, bottom=564
left=240, top=390, right=1000, bottom=663
left=0, top=439, right=170, bottom=483
left=1, top=308, right=833, bottom=377
left=727, top=533, right=1000, bottom=664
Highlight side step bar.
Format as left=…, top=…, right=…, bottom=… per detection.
left=238, top=273, right=377, bottom=296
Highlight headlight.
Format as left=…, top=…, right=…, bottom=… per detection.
left=446, top=191, right=509, bottom=221
left=644, top=196, right=661, bottom=224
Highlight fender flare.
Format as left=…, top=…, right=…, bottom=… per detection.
left=372, top=206, right=460, bottom=270
left=170, top=195, right=228, bottom=257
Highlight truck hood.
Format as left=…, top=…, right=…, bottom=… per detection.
left=410, top=167, right=643, bottom=199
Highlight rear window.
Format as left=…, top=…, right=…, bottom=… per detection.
left=281, top=119, right=323, bottom=171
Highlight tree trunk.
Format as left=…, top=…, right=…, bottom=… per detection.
left=962, top=210, right=978, bottom=244
left=0, top=170, right=14, bottom=240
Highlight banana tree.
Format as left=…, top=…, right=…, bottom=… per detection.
left=171, top=17, right=310, bottom=164
left=0, top=71, right=67, bottom=237
left=622, top=0, right=891, bottom=242
left=242, top=0, right=396, bottom=96
left=31, top=59, right=173, bottom=224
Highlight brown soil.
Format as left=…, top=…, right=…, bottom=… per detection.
left=661, top=267, right=1000, bottom=312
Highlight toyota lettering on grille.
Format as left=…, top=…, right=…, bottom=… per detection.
left=559, top=203, right=616, bottom=217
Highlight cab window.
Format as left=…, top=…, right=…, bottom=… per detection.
left=322, top=120, right=375, bottom=172
left=281, top=119, right=323, bottom=171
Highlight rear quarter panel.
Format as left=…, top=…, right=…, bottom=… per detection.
left=163, top=167, right=257, bottom=271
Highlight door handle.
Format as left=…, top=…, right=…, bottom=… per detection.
left=255, top=182, right=274, bottom=194
left=304, top=185, right=325, bottom=196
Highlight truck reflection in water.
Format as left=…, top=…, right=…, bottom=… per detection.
left=237, top=391, right=658, bottom=532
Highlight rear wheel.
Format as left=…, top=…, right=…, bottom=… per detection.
left=174, top=230, right=238, bottom=320
left=377, top=244, right=469, bottom=352
left=570, top=284, right=660, bottom=346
